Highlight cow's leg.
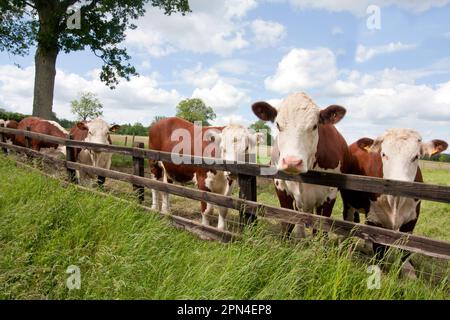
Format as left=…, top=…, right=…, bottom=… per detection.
left=312, top=197, right=336, bottom=236
left=216, top=179, right=234, bottom=231
left=275, top=184, right=296, bottom=237
left=161, top=191, right=170, bottom=214
left=398, top=219, right=418, bottom=279
left=151, top=189, right=160, bottom=211
left=201, top=202, right=213, bottom=226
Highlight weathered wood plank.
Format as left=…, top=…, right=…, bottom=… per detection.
left=1, top=126, right=450, bottom=203
left=133, top=142, right=145, bottom=203
left=65, top=161, right=450, bottom=260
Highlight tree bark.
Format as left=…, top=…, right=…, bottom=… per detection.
left=32, top=45, right=58, bottom=119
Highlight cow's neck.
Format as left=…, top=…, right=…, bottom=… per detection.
left=368, top=195, right=419, bottom=230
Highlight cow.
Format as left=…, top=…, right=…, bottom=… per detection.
left=148, top=117, right=263, bottom=231
left=14, top=117, right=68, bottom=155
left=252, top=92, right=351, bottom=237
left=69, top=118, right=120, bottom=185
left=0, top=119, right=19, bottom=145
left=341, top=129, right=448, bottom=277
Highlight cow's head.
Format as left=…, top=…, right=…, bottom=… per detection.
left=205, top=124, right=264, bottom=163
left=252, top=92, right=346, bottom=174
left=358, top=129, right=448, bottom=181
left=76, top=118, right=120, bottom=145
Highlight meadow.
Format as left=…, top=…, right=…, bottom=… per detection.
left=0, top=153, right=448, bottom=299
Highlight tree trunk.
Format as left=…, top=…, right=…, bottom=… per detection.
left=32, top=45, right=58, bottom=119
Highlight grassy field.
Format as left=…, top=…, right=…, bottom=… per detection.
left=0, top=155, right=448, bottom=299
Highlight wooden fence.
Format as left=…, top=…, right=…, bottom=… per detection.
left=1, top=125, right=450, bottom=260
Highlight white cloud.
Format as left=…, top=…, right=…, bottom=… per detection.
left=251, top=19, right=286, bottom=47
left=178, top=64, right=220, bottom=88
left=287, top=0, right=450, bottom=16
left=192, top=80, right=249, bottom=113
left=0, top=65, right=181, bottom=124
left=331, top=26, right=343, bottom=35
left=126, top=0, right=259, bottom=57
left=355, top=42, right=417, bottom=63
left=265, top=48, right=337, bottom=93
left=214, top=59, right=250, bottom=75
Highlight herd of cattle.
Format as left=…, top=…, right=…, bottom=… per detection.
left=1, top=92, right=448, bottom=275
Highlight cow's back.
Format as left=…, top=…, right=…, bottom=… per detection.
left=148, top=117, right=222, bottom=183
left=15, top=117, right=42, bottom=146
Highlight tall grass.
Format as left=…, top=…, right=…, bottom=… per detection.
left=0, top=156, right=447, bottom=299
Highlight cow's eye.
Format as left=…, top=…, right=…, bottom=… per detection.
left=381, top=152, right=387, bottom=158
left=312, top=124, right=318, bottom=130
left=412, top=155, right=419, bottom=162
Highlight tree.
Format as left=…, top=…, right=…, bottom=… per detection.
left=0, top=0, right=190, bottom=119
left=71, top=92, right=103, bottom=121
left=176, top=98, right=216, bottom=126
left=250, top=120, right=272, bottom=146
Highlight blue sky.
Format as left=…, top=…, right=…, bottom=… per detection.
left=1, top=0, right=450, bottom=144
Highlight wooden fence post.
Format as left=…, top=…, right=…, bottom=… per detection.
left=66, top=134, right=77, bottom=183
left=0, top=123, right=7, bottom=155
left=124, top=136, right=128, bottom=147
left=25, top=126, right=32, bottom=148
left=133, top=142, right=145, bottom=203
left=238, top=152, right=257, bottom=227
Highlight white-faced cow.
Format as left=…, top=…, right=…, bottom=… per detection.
left=252, top=92, right=351, bottom=237
left=0, top=119, right=19, bottom=145
left=70, top=118, right=121, bottom=185
left=15, top=117, right=68, bottom=155
left=342, top=129, right=448, bottom=276
left=149, top=117, right=263, bottom=231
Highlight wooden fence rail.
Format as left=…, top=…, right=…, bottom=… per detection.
left=1, top=126, right=450, bottom=260
left=1, top=126, right=450, bottom=204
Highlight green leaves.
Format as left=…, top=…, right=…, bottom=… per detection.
left=176, top=98, right=216, bottom=126
left=70, top=91, right=103, bottom=121
left=0, top=0, right=191, bottom=87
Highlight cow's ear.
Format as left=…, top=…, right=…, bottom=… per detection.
left=252, top=102, right=277, bottom=122
left=319, top=105, right=346, bottom=125
left=421, top=139, right=448, bottom=157
left=109, top=124, right=121, bottom=133
left=204, top=129, right=222, bottom=144
left=76, top=122, right=88, bottom=131
left=356, top=138, right=374, bottom=152
left=369, top=138, right=383, bottom=153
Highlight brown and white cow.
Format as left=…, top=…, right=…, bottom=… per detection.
left=149, top=117, right=263, bottom=230
left=0, top=119, right=19, bottom=145
left=14, top=117, right=68, bottom=155
left=342, top=129, right=448, bottom=275
left=252, top=92, right=351, bottom=237
left=69, top=118, right=120, bottom=185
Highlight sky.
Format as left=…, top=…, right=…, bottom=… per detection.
left=1, top=0, right=450, bottom=144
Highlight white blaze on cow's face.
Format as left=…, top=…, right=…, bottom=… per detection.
left=369, top=129, right=448, bottom=182
left=252, top=92, right=346, bottom=174
left=76, top=118, right=120, bottom=166
left=206, top=125, right=263, bottom=162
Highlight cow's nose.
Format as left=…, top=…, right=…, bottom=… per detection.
left=281, top=156, right=303, bottom=173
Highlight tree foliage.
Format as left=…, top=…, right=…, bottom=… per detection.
left=117, top=122, right=148, bottom=136
left=0, top=0, right=190, bottom=87
left=70, top=92, right=103, bottom=121
left=176, top=98, right=216, bottom=126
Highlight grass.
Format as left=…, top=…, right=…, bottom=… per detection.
left=0, top=155, right=448, bottom=299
